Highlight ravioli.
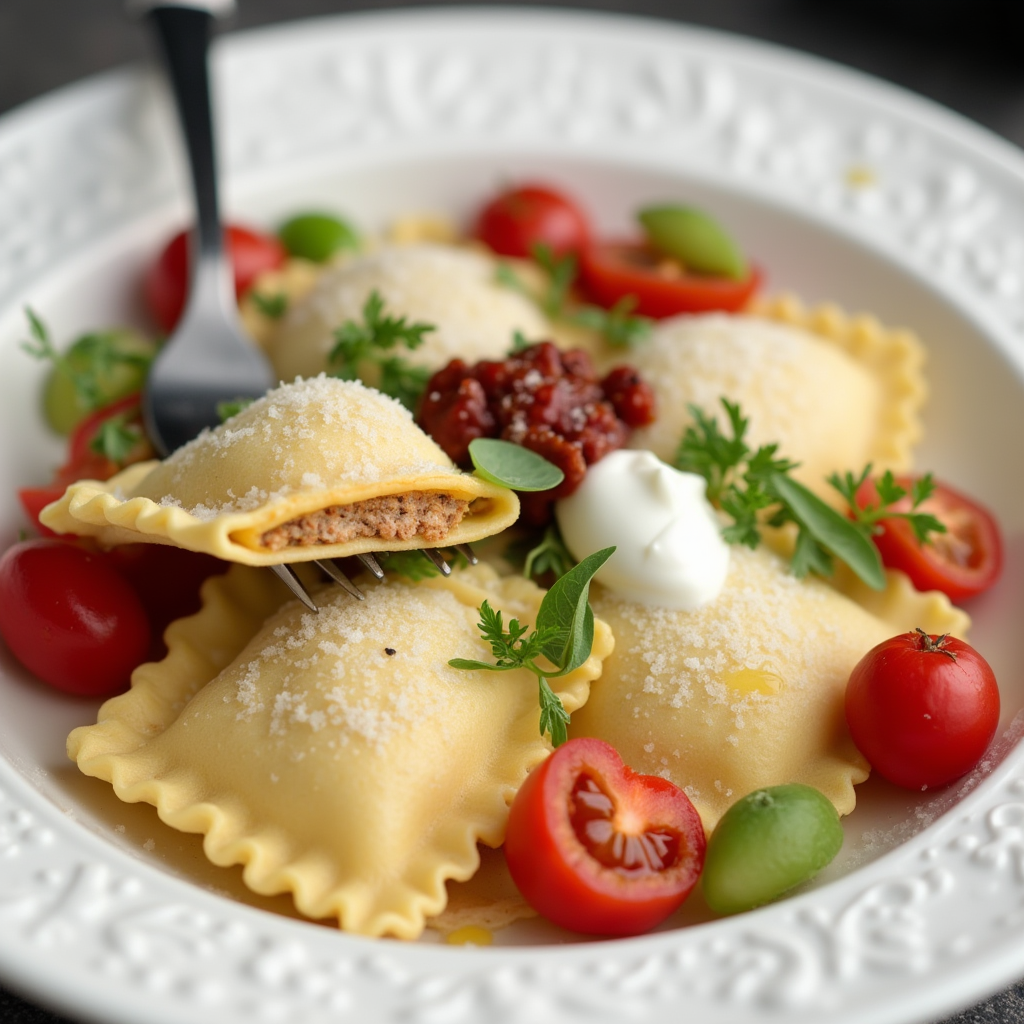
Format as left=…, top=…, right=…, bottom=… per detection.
left=625, top=299, right=925, bottom=494
left=40, top=376, right=519, bottom=564
left=266, top=243, right=551, bottom=384
left=568, top=544, right=967, bottom=830
left=67, top=564, right=613, bottom=939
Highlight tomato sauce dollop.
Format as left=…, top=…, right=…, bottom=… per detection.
left=418, top=341, right=656, bottom=524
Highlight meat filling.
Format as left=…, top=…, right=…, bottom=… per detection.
left=259, top=491, right=470, bottom=551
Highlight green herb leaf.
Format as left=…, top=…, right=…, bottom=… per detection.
left=468, top=438, right=565, bottom=492
left=328, top=290, right=434, bottom=410
left=217, top=397, right=254, bottom=422
left=379, top=548, right=467, bottom=581
left=505, top=524, right=577, bottom=582
left=88, top=415, right=142, bottom=465
left=536, top=546, right=615, bottom=673
left=449, top=547, right=614, bottom=746
left=638, top=205, right=748, bottom=279
left=250, top=292, right=288, bottom=319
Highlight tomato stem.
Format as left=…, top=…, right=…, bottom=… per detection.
left=913, top=627, right=958, bottom=661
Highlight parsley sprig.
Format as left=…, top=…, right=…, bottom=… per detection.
left=450, top=546, right=614, bottom=745
left=506, top=524, right=577, bottom=583
left=674, top=398, right=946, bottom=590
left=89, top=414, right=144, bottom=465
left=328, top=290, right=434, bottom=410
left=496, top=244, right=651, bottom=349
left=22, top=308, right=153, bottom=413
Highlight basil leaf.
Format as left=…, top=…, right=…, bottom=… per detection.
left=768, top=473, right=885, bottom=590
left=537, top=546, right=615, bottom=673
left=638, top=205, right=747, bottom=280
left=468, top=438, right=565, bottom=492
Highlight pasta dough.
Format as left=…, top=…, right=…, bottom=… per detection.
left=568, top=544, right=966, bottom=830
left=40, top=376, right=520, bottom=564
left=266, top=244, right=551, bottom=383
left=68, top=564, right=614, bottom=939
left=625, top=300, right=925, bottom=494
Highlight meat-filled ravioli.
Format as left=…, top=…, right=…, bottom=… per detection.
left=67, top=564, right=613, bottom=939
left=41, top=376, right=519, bottom=564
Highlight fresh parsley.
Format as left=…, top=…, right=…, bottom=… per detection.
left=378, top=548, right=468, bottom=581
left=449, top=546, right=614, bottom=745
left=496, top=244, right=651, bottom=349
left=22, top=308, right=153, bottom=413
left=88, top=414, right=143, bottom=465
left=328, top=290, right=434, bottom=410
left=468, top=438, right=564, bottom=492
left=506, top=524, right=577, bottom=583
left=217, top=397, right=254, bottom=422
left=249, top=291, right=288, bottom=319
left=674, top=398, right=945, bottom=591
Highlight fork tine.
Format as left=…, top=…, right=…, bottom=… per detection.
left=454, top=544, right=478, bottom=566
left=316, top=559, right=366, bottom=600
left=356, top=552, right=386, bottom=580
left=269, top=563, right=319, bottom=612
left=422, top=548, right=452, bottom=576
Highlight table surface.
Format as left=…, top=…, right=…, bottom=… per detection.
left=2, top=1, right=1023, bottom=1022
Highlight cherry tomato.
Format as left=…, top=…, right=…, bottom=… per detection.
left=55, top=391, right=154, bottom=486
left=845, top=630, right=999, bottom=790
left=474, top=184, right=591, bottom=259
left=0, top=539, right=151, bottom=697
left=17, top=485, right=68, bottom=537
left=106, top=545, right=226, bottom=660
left=504, top=737, right=706, bottom=935
left=144, top=224, right=287, bottom=332
left=856, top=476, right=1002, bottom=603
left=579, top=241, right=761, bottom=318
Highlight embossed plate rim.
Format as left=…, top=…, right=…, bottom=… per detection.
left=2, top=8, right=1024, bottom=1024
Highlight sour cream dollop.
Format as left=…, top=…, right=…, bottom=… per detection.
left=555, top=449, right=730, bottom=610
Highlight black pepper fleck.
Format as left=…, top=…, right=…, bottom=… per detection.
left=384, top=648, right=396, bottom=656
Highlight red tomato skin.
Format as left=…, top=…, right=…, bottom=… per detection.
left=0, top=540, right=151, bottom=697
left=504, top=737, right=706, bottom=936
left=845, top=632, right=999, bottom=790
left=579, top=242, right=761, bottom=318
left=855, top=477, right=1002, bottom=603
left=18, top=486, right=68, bottom=538
left=144, top=224, right=287, bottom=332
left=474, top=184, right=591, bottom=258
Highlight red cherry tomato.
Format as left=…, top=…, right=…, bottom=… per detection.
left=474, top=184, right=591, bottom=259
left=856, top=476, right=1002, bottom=603
left=106, top=545, right=226, bottom=660
left=54, top=391, right=154, bottom=486
left=845, top=630, right=999, bottom=790
left=17, top=485, right=69, bottom=537
left=504, top=737, right=706, bottom=935
left=0, top=539, right=151, bottom=697
left=579, top=241, right=761, bottom=318
left=144, top=224, right=287, bottom=332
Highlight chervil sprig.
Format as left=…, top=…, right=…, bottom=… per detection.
left=449, top=546, right=614, bottom=745
left=828, top=467, right=947, bottom=545
left=328, top=290, right=434, bottom=410
left=674, top=397, right=922, bottom=591
left=495, top=244, right=651, bottom=349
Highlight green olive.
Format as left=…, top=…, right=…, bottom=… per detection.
left=701, top=784, right=843, bottom=915
left=43, top=329, right=156, bottom=436
left=637, top=204, right=747, bottom=279
left=278, top=212, right=360, bottom=263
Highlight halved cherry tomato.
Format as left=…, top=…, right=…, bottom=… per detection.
left=17, top=485, right=68, bottom=538
left=144, top=223, right=287, bottom=332
left=579, top=241, right=761, bottom=318
left=474, top=184, right=591, bottom=259
left=504, top=737, right=706, bottom=935
left=845, top=630, right=999, bottom=789
left=0, top=539, right=151, bottom=697
left=855, top=476, right=1002, bottom=603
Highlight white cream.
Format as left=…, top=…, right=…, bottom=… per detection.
left=555, top=449, right=730, bottom=610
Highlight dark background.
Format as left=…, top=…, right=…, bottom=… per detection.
left=2, top=2, right=1023, bottom=1022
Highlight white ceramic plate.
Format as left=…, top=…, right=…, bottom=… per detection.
left=2, top=9, right=1024, bottom=1024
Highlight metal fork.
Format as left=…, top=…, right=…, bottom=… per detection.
left=138, top=2, right=472, bottom=610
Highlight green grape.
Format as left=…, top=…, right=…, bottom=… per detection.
left=701, top=783, right=843, bottom=915
left=42, top=329, right=155, bottom=436
left=278, top=212, right=360, bottom=263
